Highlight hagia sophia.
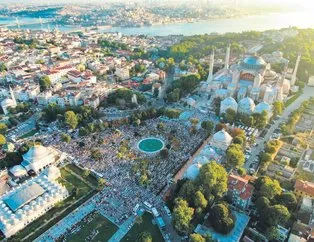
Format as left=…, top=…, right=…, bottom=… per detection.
left=201, top=45, right=301, bottom=115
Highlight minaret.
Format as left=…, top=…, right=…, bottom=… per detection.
left=207, top=50, right=215, bottom=82
left=224, top=44, right=231, bottom=71
left=291, top=53, right=301, bottom=86
left=9, top=86, right=16, bottom=106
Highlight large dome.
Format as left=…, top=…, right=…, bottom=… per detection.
left=220, top=97, right=238, bottom=114
left=238, top=97, right=256, bottom=115
left=241, top=56, right=267, bottom=70
left=22, top=145, right=51, bottom=163
left=254, top=102, right=271, bottom=114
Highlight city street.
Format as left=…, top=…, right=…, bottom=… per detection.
left=244, top=85, right=314, bottom=170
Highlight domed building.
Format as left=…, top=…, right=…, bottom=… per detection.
left=240, top=56, right=267, bottom=71
left=205, top=46, right=293, bottom=105
left=238, top=97, right=255, bottom=115
left=21, top=145, right=60, bottom=174
left=193, top=155, right=209, bottom=166
left=9, top=165, right=27, bottom=178
left=1, top=87, right=17, bottom=115
left=0, top=167, right=68, bottom=238
left=220, top=97, right=238, bottom=115
left=211, top=129, right=233, bottom=151
left=254, top=102, right=271, bottom=114
left=184, top=163, right=202, bottom=180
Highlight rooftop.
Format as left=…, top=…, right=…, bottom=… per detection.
left=3, top=183, right=45, bottom=212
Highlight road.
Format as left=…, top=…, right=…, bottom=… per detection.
left=244, top=85, right=314, bottom=170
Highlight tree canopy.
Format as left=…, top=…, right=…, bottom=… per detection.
left=64, top=111, right=78, bottom=129
left=172, top=198, right=194, bottom=234
left=198, top=162, right=228, bottom=199
left=39, top=75, right=52, bottom=91
left=226, top=144, right=245, bottom=169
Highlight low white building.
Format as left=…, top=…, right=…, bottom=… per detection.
left=0, top=166, right=68, bottom=238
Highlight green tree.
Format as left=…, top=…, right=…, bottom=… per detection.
left=265, top=226, right=280, bottom=241
left=255, top=196, right=270, bottom=213
left=194, top=191, right=208, bottom=210
left=39, top=75, right=52, bottom=91
left=224, top=108, right=236, bottom=123
left=264, top=205, right=290, bottom=227
left=190, top=233, right=206, bottom=242
left=237, top=167, right=246, bottom=176
left=273, top=101, right=284, bottom=116
left=64, top=111, right=78, bottom=129
left=172, top=198, right=194, bottom=234
left=198, top=162, right=228, bottom=198
left=209, top=203, right=235, bottom=234
left=276, top=192, right=297, bottom=211
left=137, top=231, right=152, bottom=242
left=253, top=111, right=268, bottom=129
left=261, top=153, right=272, bottom=164
left=201, top=120, right=214, bottom=132
left=179, top=180, right=197, bottom=205
left=255, top=176, right=282, bottom=200
left=0, top=134, right=6, bottom=145
left=0, top=123, right=8, bottom=135
left=61, top=133, right=71, bottom=143
left=226, top=144, right=245, bottom=169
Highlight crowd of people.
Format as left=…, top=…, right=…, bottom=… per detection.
left=41, top=116, right=207, bottom=227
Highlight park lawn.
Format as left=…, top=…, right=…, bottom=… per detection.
left=60, top=168, right=91, bottom=196
left=66, top=212, right=118, bottom=242
left=10, top=167, right=96, bottom=242
left=65, top=163, right=99, bottom=187
left=122, top=212, right=164, bottom=242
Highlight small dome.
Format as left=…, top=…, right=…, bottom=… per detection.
left=185, top=163, right=202, bottom=180
left=238, top=97, right=255, bottom=115
left=211, top=129, right=233, bottom=151
left=9, top=165, right=27, bottom=177
left=241, top=56, right=267, bottom=70
left=193, top=155, right=209, bottom=165
left=254, top=102, right=271, bottom=114
left=264, top=69, right=277, bottom=79
left=220, top=97, right=238, bottom=114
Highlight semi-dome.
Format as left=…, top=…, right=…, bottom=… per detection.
left=220, top=97, right=238, bottom=114
left=44, top=165, right=61, bottom=180
left=238, top=97, right=256, bottom=115
left=241, top=56, right=267, bottom=70
left=185, top=163, right=202, bottom=180
left=211, top=129, right=233, bottom=151
left=254, top=102, right=271, bottom=114
left=9, top=165, right=27, bottom=178
left=193, top=155, right=209, bottom=165
left=22, top=145, right=51, bottom=163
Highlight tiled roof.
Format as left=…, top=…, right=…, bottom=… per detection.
left=228, top=174, right=254, bottom=201
left=295, top=180, right=314, bottom=197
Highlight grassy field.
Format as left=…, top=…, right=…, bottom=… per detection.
left=122, top=212, right=164, bottom=242
left=8, top=167, right=96, bottom=242
left=65, top=212, right=118, bottom=242
left=65, top=163, right=99, bottom=187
